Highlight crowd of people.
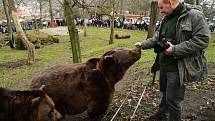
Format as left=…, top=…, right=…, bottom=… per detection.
left=0, top=16, right=214, bottom=34
left=75, top=17, right=161, bottom=31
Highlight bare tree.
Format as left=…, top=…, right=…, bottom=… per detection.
left=196, top=0, right=200, bottom=5
left=39, top=0, right=43, bottom=28
left=147, top=0, right=159, bottom=39
left=80, top=0, right=87, bottom=37
left=61, top=0, right=104, bottom=63
left=125, top=0, right=150, bottom=15
left=109, top=0, right=116, bottom=44
left=119, top=0, right=123, bottom=13
left=0, top=2, right=6, bottom=20
left=8, top=0, right=35, bottom=65
left=83, top=9, right=87, bottom=37
left=49, top=0, right=54, bottom=27
left=2, top=0, right=15, bottom=48
left=64, top=0, right=81, bottom=63
left=201, top=0, right=215, bottom=21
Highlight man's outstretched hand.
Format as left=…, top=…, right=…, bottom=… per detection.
left=134, top=42, right=142, bottom=48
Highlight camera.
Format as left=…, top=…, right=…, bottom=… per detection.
left=154, top=38, right=171, bottom=53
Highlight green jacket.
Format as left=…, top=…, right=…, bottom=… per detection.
left=141, top=4, right=210, bottom=85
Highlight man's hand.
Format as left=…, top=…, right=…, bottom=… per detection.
left=164, top=42, right=174, bottom=56
left=134, top=42, right=142, bottom=48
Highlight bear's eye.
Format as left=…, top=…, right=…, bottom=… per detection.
left=129, top=51, right=137, bottom=56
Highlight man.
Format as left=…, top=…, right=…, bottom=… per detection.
left=135, top=0, right=209, bottom=121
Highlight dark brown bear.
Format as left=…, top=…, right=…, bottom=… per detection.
left=0, top=87, right=62, bottom=121
left=31, top=47, right=141, bottom=120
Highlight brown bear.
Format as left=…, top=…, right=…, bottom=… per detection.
left=31, top=47, right=141, bottom=120
left=0, top=87, right=62, bottom=121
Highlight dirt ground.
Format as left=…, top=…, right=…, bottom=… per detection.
left=61, top=67, right=215, bottom=121
left=64, top=65, right=215, bottom=121
left=98, top=73, right=215, bottom=121
left=40, top=26, right=83, bottom=36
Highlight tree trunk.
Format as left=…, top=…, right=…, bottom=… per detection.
left=3, top=0, right=14, bottom=48
left=94, top=0, right=97, bottom=18
left=8, top=0, right=35, bottom=65
left=64, top=0, right=81, bottom=63
left=147, top=0, right=159, bottom=39
left=209, top=2, right=214, bottom=21
left=196, top=0, right=199, bottom=5
left=120, top=0, right=123, bottom=14
left=109, top=1, right=115, bottom=45
left=82, top=8, right=87, bottom=37
left=84, top=19, right=87, bottom=37
left=39, top=0, right=43, bottom=28
left=49, top=0, right=54, bottom=27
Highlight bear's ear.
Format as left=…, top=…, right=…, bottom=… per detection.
left=102, top=50, right=116, bottom=65
left=39, top=85, right=45, bottom=91
left=103, top=55, right=115, bottom=65
left=86, top=58, right=100, bottom=69
left=31, top=97, right=42, bottom=108
left=104, top=55, right=112, bottom=59
left=103, top=50, right=115, bottom=56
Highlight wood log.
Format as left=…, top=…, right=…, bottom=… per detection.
left=115, top=34, right=131, bottom=39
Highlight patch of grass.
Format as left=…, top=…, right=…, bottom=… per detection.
left=0, top=67, right=34, bottom=88
left=205, top=43, right=215, bottom=64
left=0, top=28, right=151, bottom=88
left=210, top=33, right=215, bottom=43
left=0, top=27, right=214, bottom=89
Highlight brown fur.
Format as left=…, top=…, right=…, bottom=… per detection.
left=0, top=88, right=62, bottom=121
left=31, top=47, right=141, bottom=120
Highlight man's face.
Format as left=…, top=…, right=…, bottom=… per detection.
left=158, top=0, right=174, bottom=16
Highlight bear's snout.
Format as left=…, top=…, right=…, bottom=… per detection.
left=131, top=47, right=141, bottom=60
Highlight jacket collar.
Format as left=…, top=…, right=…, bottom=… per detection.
left=181, top=3, right=203, bottom=15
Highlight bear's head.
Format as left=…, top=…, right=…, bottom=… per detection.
left=1, top=87, right=62, bottom=121
left=87, top=47, right=141, bottom=85
left=33, top=91, right=62, bottom=121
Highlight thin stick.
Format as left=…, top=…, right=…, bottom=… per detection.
left=130, top=86, right=147, bottom=121
left=110, top=93, right=130, bottom=121
left=101, top=95, right=124, bottom=121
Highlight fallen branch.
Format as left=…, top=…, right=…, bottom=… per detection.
left=130, top=86, right=147, bottom=121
